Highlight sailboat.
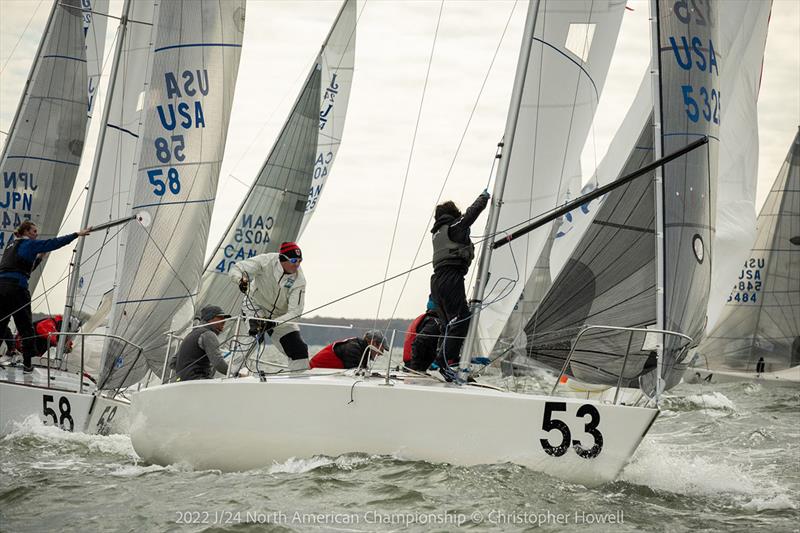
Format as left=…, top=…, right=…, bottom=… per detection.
left=127, top=0, right=713, bottom=486
left=687, top=129, right=800, bottom=385
left=0, top=0, right=111, bottom=435
left=0, top=0, right=245, bottom=434
left=496, top=1, right=771, bottom=397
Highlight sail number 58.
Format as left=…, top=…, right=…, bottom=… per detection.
left=539, top=402, right=603, bottom=459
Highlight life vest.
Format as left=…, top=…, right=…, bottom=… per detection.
left=432, top=224, right=474, bottom=270
left=310, top=342, right=345, bottom=369
left=0, top=238, right=34, bottom=278
left=403, top=313, right=427, bottom=363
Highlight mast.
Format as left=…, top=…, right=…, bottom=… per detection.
left=0, top=0, right=58, bottom=161
left=459, top=0, right=541, bottom=379
left=649, top=0, right=666, bottom=403
left=57, top=0, right=134, bottom=358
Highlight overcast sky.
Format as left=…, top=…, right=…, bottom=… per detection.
left=1, top=0, right=798, bottom=322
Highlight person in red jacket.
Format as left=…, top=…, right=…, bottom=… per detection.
left=403, top=297, right=443, bottom=371
left=15, top=314, right=73, bottom=358
left=310, top=330, right=388, bottom=369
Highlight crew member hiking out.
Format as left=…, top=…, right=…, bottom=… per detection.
left=310, top=330, right=388, bottom=369
left=430, top=190, right=489, bottom=380
left=230, top=241, right=310, bottom=371
left=0, top=221, right=91, bottom=373
left=403, top=297, right=443, bottom=372
left=171, top=305, right=231, bottom=381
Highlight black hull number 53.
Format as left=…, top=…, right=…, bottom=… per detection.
left=540, top=402, right=603, bottom=459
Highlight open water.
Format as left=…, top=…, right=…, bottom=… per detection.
left=1, top=375, right=798, bottom=532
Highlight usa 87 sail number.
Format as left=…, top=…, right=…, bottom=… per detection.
left=539, top=402, right=603, bottom=459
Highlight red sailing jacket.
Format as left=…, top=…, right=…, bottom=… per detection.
left=309, top=342, right=345, bottom=369
left=403, top=313, right=427, bottom=363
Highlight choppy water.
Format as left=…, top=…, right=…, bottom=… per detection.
left=1, top=379, right=798, bottom=532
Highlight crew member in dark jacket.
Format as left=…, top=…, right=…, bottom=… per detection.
left=310, top=330, right=388, bottom=369
left=0, top=221, right=91, bottom=372
left=430, top=191, right=489, bottom=376
left=403, top=297, right=443, bottom=371
left=172, top=305, right=231, bottom=381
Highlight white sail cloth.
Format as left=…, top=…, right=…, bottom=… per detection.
left=706, top=1, right=772, bottom=329
left=74, top=0, right=157, bottom=323
left=473, top=0, right=626, bottom=355
left=0, top=0, right=88, bottom=290
left=197, top=0, right=357, bottom=319
left=99, top=0, right=246, bottom=389
left=695, top=130, right=800, bottom=373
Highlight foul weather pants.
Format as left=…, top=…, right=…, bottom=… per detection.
left=430, top=267, right=471, bottom=366
left=0, top=281, right=36, bottom=367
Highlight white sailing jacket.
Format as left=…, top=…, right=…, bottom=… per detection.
left=229, top=253, right=306, bottom=332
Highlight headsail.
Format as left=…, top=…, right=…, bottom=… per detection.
left=83, top=0, right=109, bottom=120
left=98, top=0, right=246, bottom=389
left=706, top=1, right=772, bottom=328
left=74, top=0, right=158, bottom=325
left=471, top=0, right=627, bottom=355
left=197, top=0, right=356, bottom=317
left=0, top=0, right=88, bottom=290
left=694, top=129, right=800, bottom=374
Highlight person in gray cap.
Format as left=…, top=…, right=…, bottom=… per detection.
left=171, top=305, right=231, bottom=381
left=309, top=330, right=388, bottom=369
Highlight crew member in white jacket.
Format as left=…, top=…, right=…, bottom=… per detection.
left=229, top=241, right=310, bottom=370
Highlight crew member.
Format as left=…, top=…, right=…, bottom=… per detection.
left=172, top=305, right=230, bottom=381
left=230, top=241, right=310, bottom=371
left=430, top=190, right=489, bottom=379
left=310, top=330, right=388, bottom=369
left=403, top=297, right=443, bottom=371
left=0, top=221, right=91, bottom=373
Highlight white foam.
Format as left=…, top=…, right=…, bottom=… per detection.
left=2, top=415, right=137, bottom=459
left=109, top=464, right=167, bottom=477
left=621, top=439, right=794, bottom=510
left=667, top=391, right=738, bottom=412
left=268, top=454, right=374, bottom=474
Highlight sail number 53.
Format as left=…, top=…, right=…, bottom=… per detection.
left=539, top=402, right=603, bottom=459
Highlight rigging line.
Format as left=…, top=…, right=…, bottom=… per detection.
left=373, top=0, right=444, bottom=334
left=384, top=0, right=519, bottom=327
left=0, top=0, right=46, bottom=75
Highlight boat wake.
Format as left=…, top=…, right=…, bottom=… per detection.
left=620, top=439, right=796, bottom=510
left=1, top=416, right=136, bottom=459
left=661, top=391, right=738, bottom=413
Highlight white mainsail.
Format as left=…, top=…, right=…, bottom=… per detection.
left=0, top=0, right=88, bottom=290
left=98, top=0, right=246, bottom=389
left=74, top=0, right=158, bottom=325
left=471, top=0, right=626, bottom=355
left=197, top=0, right=356, bottom=317
left=694, top=129, right=800, bottom=375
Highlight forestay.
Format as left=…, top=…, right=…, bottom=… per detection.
left=197, top=0, right=356, bottom=317
left=0, top=0, right=88, bottom=290
left=99, top=0, right=246, bottom=389
left=74, top=0, right=157, bottom=327
left=695, top=130, right=800, bottom=374
left=472, top=0, right=626, bottom=355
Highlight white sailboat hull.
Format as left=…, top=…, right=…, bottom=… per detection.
left=684, top=366, right=800, bottom=386
left=130, top=373, right=658, bottom=486
left=0, top=366, right=130, bottom=436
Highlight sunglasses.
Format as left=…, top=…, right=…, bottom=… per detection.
left=286, top=257, right=302, bottom=264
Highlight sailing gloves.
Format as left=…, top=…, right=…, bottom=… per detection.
left=480, top=189, right=490, bottom=201
left=238, top=273, right=249, bottom=293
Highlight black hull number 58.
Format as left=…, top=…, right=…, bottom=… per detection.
left=540, top=402, right=603, bottom=459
